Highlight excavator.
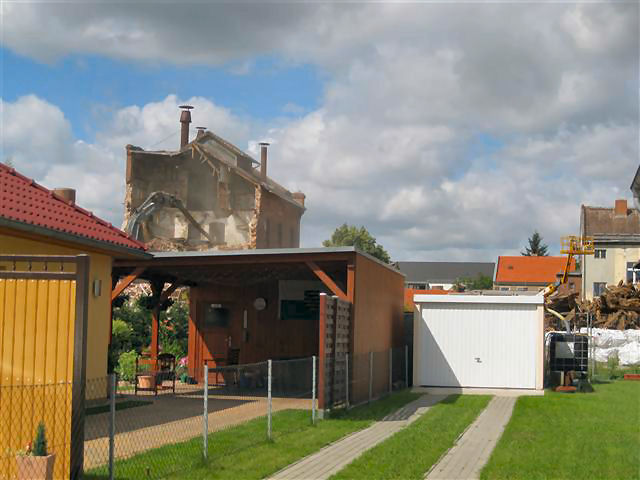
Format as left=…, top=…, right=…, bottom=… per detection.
left=542, top=235, right=594, bottom=392
left=542, top=235, right=594, bottom=331
left=124, top=191, right=213, bottom=245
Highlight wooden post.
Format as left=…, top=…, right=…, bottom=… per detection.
left=151, top=307, right=160, bottom=361
left=318, top=294, right=327, bottom=411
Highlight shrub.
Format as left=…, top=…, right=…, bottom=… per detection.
left=116, top=350, right=139, bottom=382
left=607, top=352, right=620, bottom=379
left=33, top=422, right=48, bottom=456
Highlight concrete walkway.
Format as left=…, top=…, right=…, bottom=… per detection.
left=425, top=396, right=516, bottom=480
left=269, top=394, right=446, bottom=480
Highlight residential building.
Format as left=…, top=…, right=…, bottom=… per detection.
left=580, top=199, right=640, bottom=300
left=124, top=106, right=305, bottom=251
left=393, top=261, right=495, bottom=291
left=0, top=162, right=149, bottom=382
left=494, top=256, right=575, bottom=292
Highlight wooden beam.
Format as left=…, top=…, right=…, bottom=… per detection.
left=347, top=262, right=355, bottom=303
left=306, top=261, right=348, bottom=302
left=111, top=266, right=145, bottom=301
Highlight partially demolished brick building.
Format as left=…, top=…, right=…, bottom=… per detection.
left=123, top=106, right=305, bottom=251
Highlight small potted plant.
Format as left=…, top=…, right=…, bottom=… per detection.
left=16, top=422, right=56, bottom=480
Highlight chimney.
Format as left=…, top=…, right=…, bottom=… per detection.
left=195, top=127, right=206, bottom=139
left=615, top=199, right=628, bottom=216
left=259, top=142, right=269, bottom=179
left=53, top=188, right=76, bottom=204
left=179, top=105, right=193, bottom=149
left=292, top=192, right=306, bottom=208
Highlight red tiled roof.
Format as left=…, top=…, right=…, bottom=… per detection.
left=0, top=163, right=146, bottom=252
left=495, top=256, right=574, bottom=285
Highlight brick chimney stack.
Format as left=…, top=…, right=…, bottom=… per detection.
left=179, top=105, right=193, bottom=149
left=615, top=199, right=628, bottom=216
left=259, top=142, right=269, bottom=179
left=53, top=188, right=76, bottom=204
left=292, top=192, right=306, bottom=207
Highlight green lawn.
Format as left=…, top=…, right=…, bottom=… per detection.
left=330, top=395, right=491, bottom=480
left=481, top=381, right=640, bottom=480
left=85, top=390, right=420, bottom=480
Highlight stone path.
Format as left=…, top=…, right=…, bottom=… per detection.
left=425, top=396, right=516, bottom=480
left=269, top=394, right=446, bottom=480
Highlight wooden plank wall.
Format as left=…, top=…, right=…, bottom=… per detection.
left=0, top=279, right=75, bottom=479
left=320, top=294, right=351, bottom=409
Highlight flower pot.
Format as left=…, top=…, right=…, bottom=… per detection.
left=16, top=454, right=56, bottom=480
left=138, top=375, right=156, bottom=390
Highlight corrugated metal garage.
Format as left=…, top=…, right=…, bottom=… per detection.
left=413, top=294, right=544, bottom=392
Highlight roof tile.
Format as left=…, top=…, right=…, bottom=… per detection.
left=0, top=163, right=146, bottom=252
left=495, top=256, right=573, bottom=284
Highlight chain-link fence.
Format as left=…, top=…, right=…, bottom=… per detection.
left=81, top=356, right=317, bottom=479
left=0, top=382, right=73, bottom=480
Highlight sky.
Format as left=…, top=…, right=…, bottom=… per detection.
left=1, top=2, right=638, bottom=261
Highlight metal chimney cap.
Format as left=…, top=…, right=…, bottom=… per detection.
left=195, top=126, right=207, bottom=130
left=258, top=142, right=270, bottom=146
left=179, top=105, right=194, bottom=110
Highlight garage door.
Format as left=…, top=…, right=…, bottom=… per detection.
left=417, top=303, right=537, bottom=389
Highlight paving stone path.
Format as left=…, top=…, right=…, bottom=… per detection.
left=269, top=394, right=446, bottom=480
left=425, top=396, right=516, bottom=480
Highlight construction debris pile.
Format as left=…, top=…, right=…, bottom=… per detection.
left=546, top=281, right=640, bottom=330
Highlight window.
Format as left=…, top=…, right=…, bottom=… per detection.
left=594, top=249, right=606, bottom=259
left=627, top=262, right=640, bottom=283
left=593, top=282, right=607, bottom=297
left=407, top=283, right=427, bottom=290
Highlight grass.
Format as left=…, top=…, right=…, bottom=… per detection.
left=85, top=390, right=420, bottom=480
left=330, top=395, right=491, bottom=480
left=86, top=399, right=152, bottom=416
left=481, top=380, right=640, bottom=480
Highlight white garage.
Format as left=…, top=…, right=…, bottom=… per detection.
left=413, top=294, right=544, bottom=393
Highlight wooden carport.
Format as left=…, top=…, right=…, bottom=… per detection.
left=111, top=247, right=404, bottom=408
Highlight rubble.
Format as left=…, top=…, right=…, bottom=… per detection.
left=545, top=281, right=640, bottom=330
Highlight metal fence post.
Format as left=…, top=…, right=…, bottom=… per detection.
left=267, top=359, right=272, bottom=440
left=368, top=351, right=373, bottom=403
left=203, top=363, right=208, bottom=459
left=109, top=373, right=116, bottom=480
left=345, top=352, right=350, bottom=408
left=312, top=355, right=317, bottom=425
left=389, top=348, right=393, bottom=394
left=405, top=344, right=409, bottom=389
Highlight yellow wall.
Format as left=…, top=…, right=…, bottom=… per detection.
left=0, top=230, right=113, bottom=382
left=0, top=278, right=75, bottom=478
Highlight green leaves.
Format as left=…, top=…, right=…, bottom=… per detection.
left=323, top=224, right=391, bottom=263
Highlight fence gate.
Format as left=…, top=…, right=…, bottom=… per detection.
left=0, top=255, right=89, bottom=480
left=318, top=294, right=351, bottom=410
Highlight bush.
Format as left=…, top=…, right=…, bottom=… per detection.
left=607, top=352, right=620, bottom=379
left=116, top=350, right=139, bottom=382
left=33, top=422, right=48, bottom=456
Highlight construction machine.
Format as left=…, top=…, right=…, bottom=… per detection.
left=124, top=191, right=213, bottom=245
left=543, top=235, right=594, bottom=392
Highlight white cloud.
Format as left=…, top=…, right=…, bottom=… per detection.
left=1, top=2, right=638, bottom=261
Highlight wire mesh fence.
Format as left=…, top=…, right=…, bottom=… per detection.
left=0, top=382, right=73, bottom=480
left=2, top=349, right=409, bottom=479
left=80, top=356, right=317, bottom=479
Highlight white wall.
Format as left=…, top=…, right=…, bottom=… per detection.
left=413, top=295, right=544, bottom=391
left=583, top=246, right=640, bottom=300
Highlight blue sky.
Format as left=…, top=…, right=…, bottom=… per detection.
left=1, top=3, right=637, bottom=261
left=2, top=48, right=324, bottom=142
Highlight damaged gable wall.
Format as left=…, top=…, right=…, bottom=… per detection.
left=124, top=136, right=304, bottom=251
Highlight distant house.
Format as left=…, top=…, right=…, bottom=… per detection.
left=580, top=199, right=640, bottom=300
left=394, top=261, right=495, bottom=291
left=494, top=256, right=575, bottom=292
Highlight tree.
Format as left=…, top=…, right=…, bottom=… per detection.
left=521, top=231, right=549, bottom=256
left=323, top=224, right=391, bottom=263
left=455, top=273, right=494, bottom=291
